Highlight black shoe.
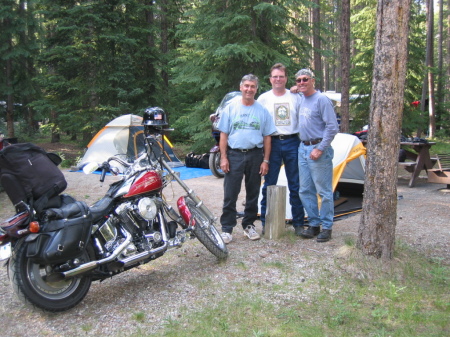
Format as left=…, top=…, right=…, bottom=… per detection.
left=300, top=226, right=320, bottom=239
left=294, top=226, right=303, bottom=236
left=317, top=229, right=332, bottom=242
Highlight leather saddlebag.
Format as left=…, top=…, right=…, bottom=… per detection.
left=26, top=200, right=92, bottom=264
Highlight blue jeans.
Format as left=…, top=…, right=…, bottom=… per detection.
left=221, top=148, right=263, bottom=234
left=260, top=137, right=304, bottom=228
left=298, top=144, right=334, bottom=229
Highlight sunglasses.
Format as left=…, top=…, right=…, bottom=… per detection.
left=296, top=78, right=311, bottom=83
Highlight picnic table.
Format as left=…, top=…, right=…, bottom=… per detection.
left=398, top=141, right=436, bottom=187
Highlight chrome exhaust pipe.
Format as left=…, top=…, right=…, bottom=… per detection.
left=60, top=230, right=133, bottom=279
left=60, top=212, right=172, bottom=279
left=118, top=241, right=168, bottom=268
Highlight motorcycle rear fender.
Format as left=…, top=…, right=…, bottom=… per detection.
left=177, top=196, right=195, bottom=227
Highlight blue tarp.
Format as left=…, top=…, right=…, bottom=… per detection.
left=70, top=166, right=212, bottom=181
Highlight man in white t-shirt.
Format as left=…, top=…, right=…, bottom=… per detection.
left=257, top=63, right=304, bottom=236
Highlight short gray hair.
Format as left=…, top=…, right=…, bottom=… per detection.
left=295, top=69, right=315, bottom=79
left=240, top=74, right=259, bottom=88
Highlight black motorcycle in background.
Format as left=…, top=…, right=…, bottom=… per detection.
left=208, top=92, right=241, bottom=178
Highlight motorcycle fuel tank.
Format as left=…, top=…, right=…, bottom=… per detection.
left=124, top=171, right=163, bottom=197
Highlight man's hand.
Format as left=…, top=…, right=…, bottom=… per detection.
left=259, top=161, right=269, bottom=176
left=310, top=148, right=323, bottom=160
left=220, top=156, right=230, bottom=173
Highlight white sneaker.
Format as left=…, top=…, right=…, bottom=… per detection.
left=244, top=225, right=260, bottom=241
left=221, top=232, right=232, bottom=244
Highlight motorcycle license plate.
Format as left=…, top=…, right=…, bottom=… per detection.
left=0, top=243, right=11, bottom=261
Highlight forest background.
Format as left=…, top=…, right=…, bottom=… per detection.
left=1, top=0, right=449, bottom=155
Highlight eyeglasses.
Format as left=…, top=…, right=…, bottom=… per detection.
left=296, top=78, right=311, bottom=83
left=271, top=76, right=286, bottom=79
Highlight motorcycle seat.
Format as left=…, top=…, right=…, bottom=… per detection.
left=89, top=196, right=114, bottom=222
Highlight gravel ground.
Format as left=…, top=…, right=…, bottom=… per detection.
left=0, top=169, right=448, bottom=336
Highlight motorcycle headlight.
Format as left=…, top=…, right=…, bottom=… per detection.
left=137, top=197, right=158, bottom=220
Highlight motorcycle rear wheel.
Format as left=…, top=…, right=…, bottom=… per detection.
left=209, top=152, right=224, bottom=178
left=8, top=239, right=93, bottom=312
left=187, top=199, right=228, bottom=260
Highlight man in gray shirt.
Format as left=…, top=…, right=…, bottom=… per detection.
left=295, top=69, right=339, bottom=242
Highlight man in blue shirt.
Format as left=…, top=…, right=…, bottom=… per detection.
left=295, top=69, right=339, bottom=242
left=218, top=74, right=277, bottom=244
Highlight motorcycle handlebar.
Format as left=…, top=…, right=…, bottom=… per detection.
left=100, top=162, right=108, bottom=182
left=107, top=156, right=131, bottom=168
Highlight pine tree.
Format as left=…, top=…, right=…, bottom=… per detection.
left=0, top=0, right=40, bottom=138
left=171, top=0, right=312, bottom=150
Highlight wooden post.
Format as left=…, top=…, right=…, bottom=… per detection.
left=265, top=185, right=286, bottom=239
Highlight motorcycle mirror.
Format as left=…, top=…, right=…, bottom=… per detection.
left=82, top=162, right=99, bottom=175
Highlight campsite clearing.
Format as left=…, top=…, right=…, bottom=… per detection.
left=0, top=165, right=448, bottom=336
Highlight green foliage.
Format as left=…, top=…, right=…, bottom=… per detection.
left=350, top=0, right=427, bottom=134
left=429, top=138, right=450, bottom=156
left=170, top=0, right=312, bottom=150
left=0, top=0, right=41, bottom=137
left=2, top=0, right=442, bottom=149
left=29, top=0, right=182, bottom=140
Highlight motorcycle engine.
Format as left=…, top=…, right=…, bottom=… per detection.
left=97, top=197, right=164, bottom=255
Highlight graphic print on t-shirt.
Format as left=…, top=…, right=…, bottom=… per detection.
left=231, top=113, right=261, bottom=130
left=274, top=103, right=291, bottom=126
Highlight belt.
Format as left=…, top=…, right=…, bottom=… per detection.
left=301, top=138, right=322, bottom=146
left=227, top=146, right=260, bottom=153
left=272, top=133, right=298, bottom=140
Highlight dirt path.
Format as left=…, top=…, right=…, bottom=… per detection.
left=0, top=169, right=448, bottom=336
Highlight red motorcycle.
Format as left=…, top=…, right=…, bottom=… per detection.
left=0, top=107, right=227, bottom=312
left=208, top=91, right=241, bottom=178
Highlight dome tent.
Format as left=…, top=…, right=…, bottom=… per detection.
left=258, top=133, right=366, bottom=220
left=77, top=114, right=182, bottom=169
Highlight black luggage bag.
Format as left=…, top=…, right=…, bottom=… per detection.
left=0, top=143, right=67, bottom=212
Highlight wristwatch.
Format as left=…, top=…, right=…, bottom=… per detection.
left=263, top=159, right=270, bottom=164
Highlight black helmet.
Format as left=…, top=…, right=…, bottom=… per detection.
left=143, top=107, right=168, bottom=127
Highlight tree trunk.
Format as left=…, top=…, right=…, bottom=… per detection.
left=50, top=110, right=60, bottom=143
left=312, top=0, right=323, bottom=91
left=436, top=0, right=444, bottom=131
left=447, top=0, right=450, bottom=106
left=426, top=0, right=435, bottom=138
left=160, top=0, right=169, bottom=90
left=145, top=1, right=156, bottom=97
left=357, top=0, right=411, bottom=260
left=4, top=15, right=15, bottom=139
left=340, top=0, right=351, bottom=133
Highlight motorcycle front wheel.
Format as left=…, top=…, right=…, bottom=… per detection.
left=8, top=239, right=93, bottom=312
left=209, top=152, right=224, bottom=178
left=186, top=198, right=228, bottom=260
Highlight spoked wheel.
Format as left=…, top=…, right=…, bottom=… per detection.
left=8, top=239, right=93, bottom=312
left=186, top=198, right=228, bottom=260
left=209, top=152, right=224, bottom=178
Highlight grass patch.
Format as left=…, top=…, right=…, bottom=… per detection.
left=429, top=138, right=450, bottom=156
left=132, top=311, right=146, bottom=323
left=139, top=242, right=449, bottom=337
